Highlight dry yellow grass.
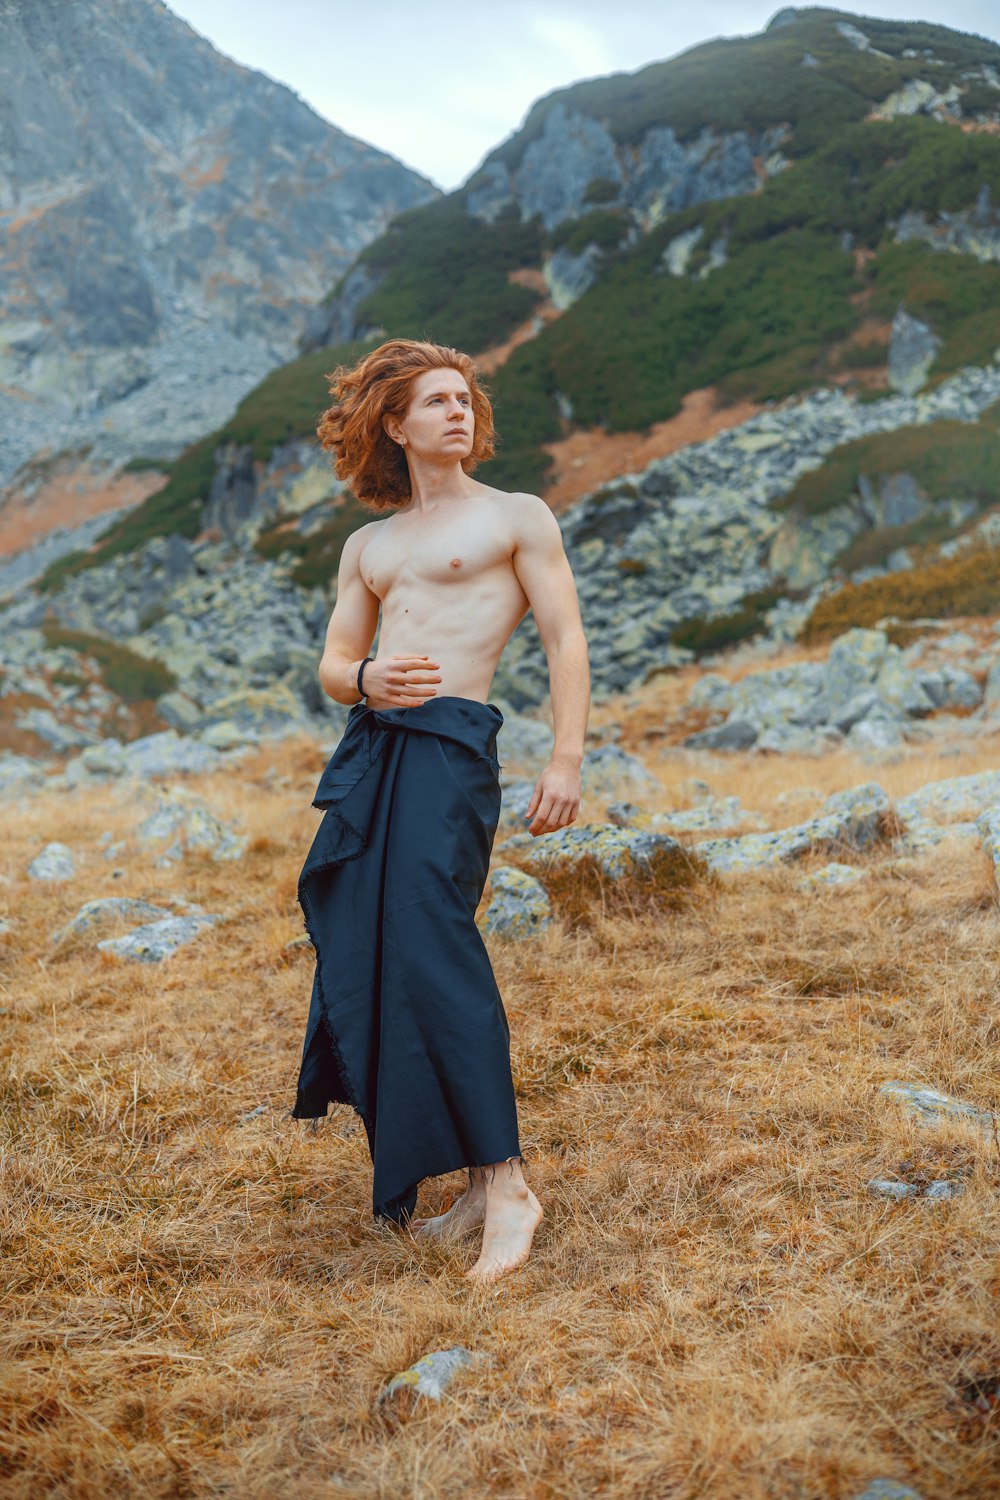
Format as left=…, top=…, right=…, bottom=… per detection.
left=2, top=720, right=1000, bottom=1499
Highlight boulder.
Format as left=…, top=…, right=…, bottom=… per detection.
left=581, top=744, right=660, bottom=798
left=684, top=718, right=758, bottom=751
left=879, top=1080, right=997, bottom=1135
left=888, top=305, right=942, bottom=394
left=696, top=783, right=893, bottom=872
left=502, top=822, right=687, bottom=881
left=52, top=896, right=172, bottom=945
left=96, top=913, right=222, bottom=963
left=134, top=787, right=248, bottom=866
left=27, top=841, right=77, bottom=881
left=480, top=867, right=552, bottom=940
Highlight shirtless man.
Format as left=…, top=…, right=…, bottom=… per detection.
left=311, top=337, right=590, bottom=1282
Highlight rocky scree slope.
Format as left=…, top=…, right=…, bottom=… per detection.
left=0, top=0, right=436, bottom=487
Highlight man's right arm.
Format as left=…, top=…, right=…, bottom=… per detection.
left=318, top=525, right=380, bottom=704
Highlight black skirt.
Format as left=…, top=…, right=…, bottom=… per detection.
left=292, top=695, right=522, bottom=1224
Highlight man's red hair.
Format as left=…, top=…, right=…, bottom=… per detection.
left=317, top=338, right=496, bottom=511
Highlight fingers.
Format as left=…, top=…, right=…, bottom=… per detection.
left=526, top=794, right=579, bottom=837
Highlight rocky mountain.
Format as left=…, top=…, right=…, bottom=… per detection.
left=0, top=0, right=437, bottom=487
left=4, top=5, right=1000, bottom=765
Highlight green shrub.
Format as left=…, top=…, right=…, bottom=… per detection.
left=669, top=588, right=786, bottom=656
left=774, top=401, right=1000, bottom=518
left=39, top=625, right=177, bottom=702
left=802, top=540, right=1000, bottom=640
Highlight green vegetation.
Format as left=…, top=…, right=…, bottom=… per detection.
left=254, top=500, right=374, bottom=592
left=549, top=210, right=629, bottom=256
left=802, top=541, right=1000, bottom=640
left=471, top=7, right=997, bottom=171
left=351, top=198, right=545, bottom=354
left=669, top=588, right=787, bottom=657
left=40, top=624, right=177, bottom=702
left=774, top=399, right=1000, bottom=519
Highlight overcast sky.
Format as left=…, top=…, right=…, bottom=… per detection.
left=167, top=1, right=1000, bottom=190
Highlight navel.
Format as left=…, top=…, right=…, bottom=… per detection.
left=449, top=557, right=462, bottom=569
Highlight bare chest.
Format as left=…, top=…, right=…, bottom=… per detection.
left=359, top=509, right=513, bottom=601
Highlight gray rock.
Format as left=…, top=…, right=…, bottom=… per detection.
left=697, top=783, right=892, bottom=873
left=96, top=913, right=222, bottom=963
left=0, top=751, right=46, bottom=795
left=581, top=744, right=660, bottom=797
left=378, top=1346, right=491, bottom=1405
left=503, top=822, right=687, bottom=881
left=27, top=841, right=77, bottom=880
left=498, top=777, right=538, bottom=831
left=684, top=718, right=758, bottom=751
left=922, top=1179, right=965, bottom=1200
left=156, top=690, right=203, bottom=732
left=801, top=861, right=863, bottom=889
left=879, top=1080, right=997, bottom=1135
left=853, top=1483, right=924, bottom=1500
left=976, top=805, right=1000, bottom=883
left=14, top=706, right=100, bottom=753
left=496, top=712, right=553, bottom=768
left=888, top=305, right=942, bottom=395
left=867, top=1179, right=919, bottom=1200
left=122, top=731, right=226, bottom=779
left=135, top=788, right=248, bottom=866
left=480, top=866, right=552, bottom=940
left=51, top=896, right=172, bottom=945
left=686, top=675, right=733, bottom=711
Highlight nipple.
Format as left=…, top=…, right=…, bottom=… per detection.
left=449, top=557, right=462, bottom=569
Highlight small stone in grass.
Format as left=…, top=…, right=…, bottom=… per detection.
left=378, top=1346, right=491, bottom=1406
left=867, top=1179, right=919, bottom=1200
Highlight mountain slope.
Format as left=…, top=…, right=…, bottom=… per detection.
left=0, top=0, right=436, bottom=488
left=23, top=5, right=1000, bottom=715
left=303, top=5, right=1000, bottom=492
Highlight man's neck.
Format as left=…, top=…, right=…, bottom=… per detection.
left=398, top=456, right=477, bottom=514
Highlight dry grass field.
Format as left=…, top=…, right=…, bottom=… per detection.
left=3, top=678, right=1000, bottom=1498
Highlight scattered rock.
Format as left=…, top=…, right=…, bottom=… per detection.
left=801, top=862, right=863, bottom=889
left=879, top=1080, right=997, bottom=1136
left=867, top=1179, right=919, bottom=1200
left=96, top=913, right=222, bottom=963
left=0, top=751, right=47, bottom=795
left=502, top=822, right=686, bottom=880
left=888, top=305, right=942, bottom=395
left=480, top=866, right=552, bottom=940
left=696, top=783, right=893, bottom=873
left=134, top=787, right=248, bottom=866
left=51, top=896, right=173, bottom=946
left=27, top=841, right=77, bottom=881
left=852, top=1481, right=925, bottom=1500
left=377, top=1346, right=491, bottom=1406
left=581, top=743, right=661, bottom=797
left=922, top=1179, right=965, bottom=1200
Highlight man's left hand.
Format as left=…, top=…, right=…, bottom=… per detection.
left=523, top=755, right=582, bottom=837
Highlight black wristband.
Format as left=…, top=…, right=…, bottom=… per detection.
left=356, top=656, right=374, bottom=697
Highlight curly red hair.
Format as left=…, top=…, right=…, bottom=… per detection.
left=317, top=338, right=496, bottom=511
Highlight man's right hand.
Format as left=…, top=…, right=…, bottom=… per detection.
left=361, top=654, right=442, bottom=708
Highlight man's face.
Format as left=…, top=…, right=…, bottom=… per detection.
left=389, top=366, right=475, bottom=461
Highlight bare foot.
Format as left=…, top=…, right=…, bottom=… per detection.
left=410, top=1186, right=486, bottom=1242
left=465, top=1183, right=543, bottom=1283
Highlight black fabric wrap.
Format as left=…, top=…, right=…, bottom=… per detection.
left=292, top=695, right=520, bottom=1224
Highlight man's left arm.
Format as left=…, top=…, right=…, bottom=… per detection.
left=510, top=494, right=591, bottom=837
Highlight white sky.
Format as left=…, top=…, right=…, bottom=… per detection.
left=166, top=1, right=1000, bottom=190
